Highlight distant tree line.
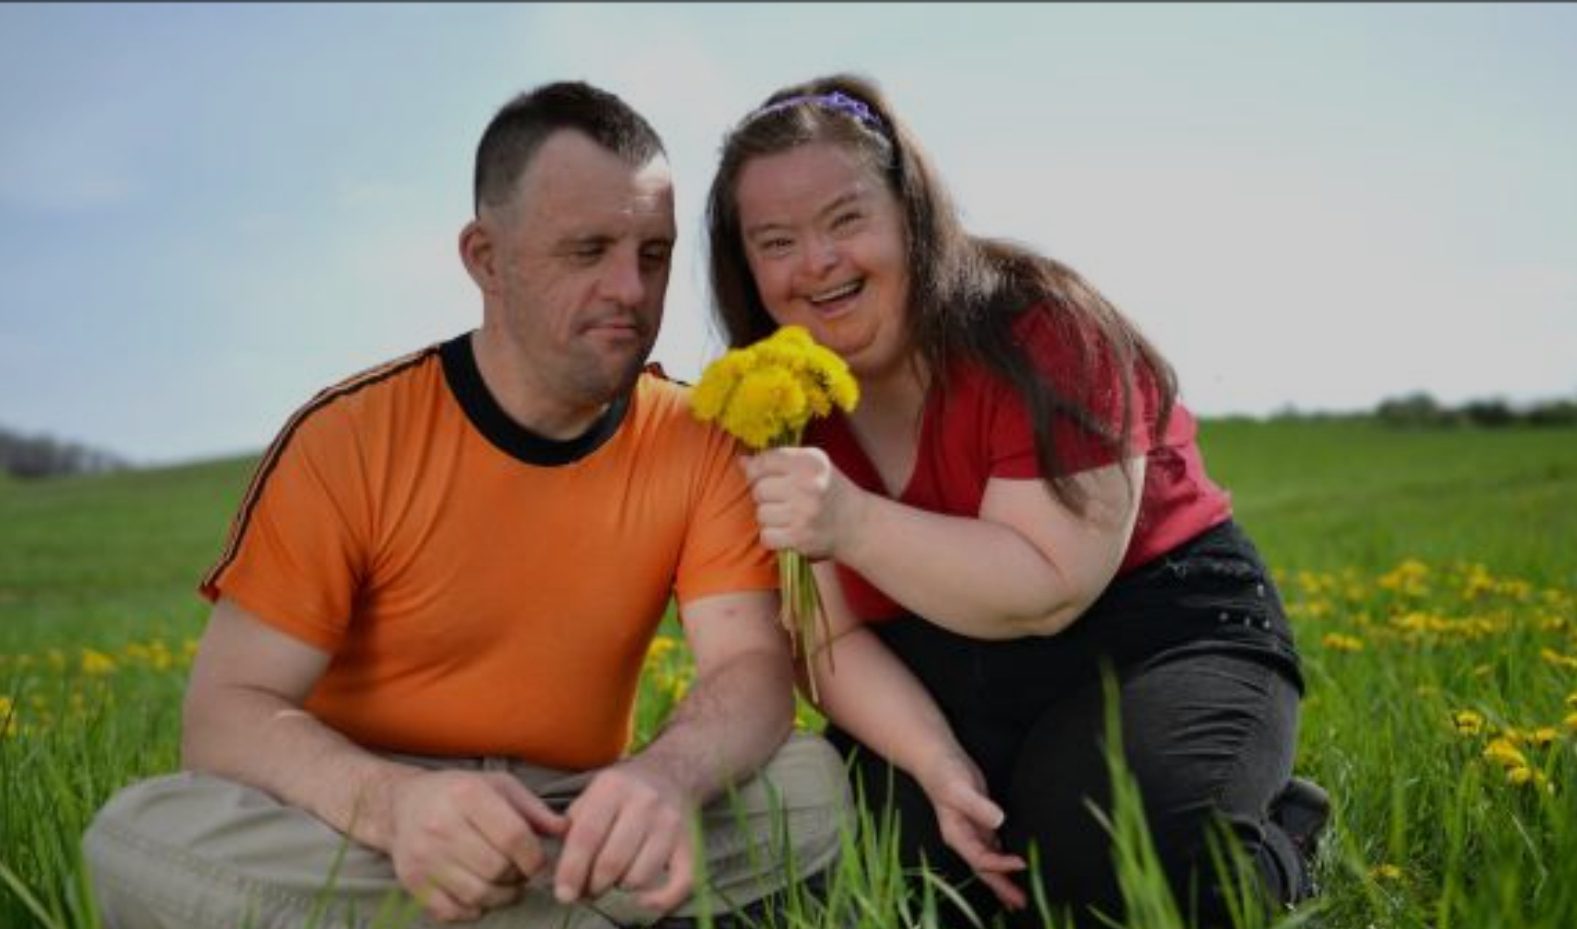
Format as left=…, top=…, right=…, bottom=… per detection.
left=0, top=425, right=129, bottom=479
left=1371, top=393, right=1577, bottom=429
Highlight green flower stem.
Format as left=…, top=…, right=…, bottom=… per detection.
left=769, top=428, right=833, bottom=702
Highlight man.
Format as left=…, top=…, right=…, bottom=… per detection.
left=84, top=82, right=848, bottom=929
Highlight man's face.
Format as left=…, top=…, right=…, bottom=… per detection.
left=487, top=131, right=675, bottom=406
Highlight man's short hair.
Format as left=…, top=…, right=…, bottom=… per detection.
left=473, top=81, right=666, bottom=214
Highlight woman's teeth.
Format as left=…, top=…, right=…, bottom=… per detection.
left=809, top=280, right=863, bottom=305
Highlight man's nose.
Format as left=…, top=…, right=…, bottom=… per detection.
left=600, top=251, right=646, bottom=307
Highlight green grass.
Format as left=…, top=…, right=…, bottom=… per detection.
left=2, top=420, right=1575, bottom=928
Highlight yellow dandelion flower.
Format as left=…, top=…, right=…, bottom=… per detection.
left=1530, top=727, right=1559, bottom=748
left=80, top=649, right=117, bottom=676
left=1539, top=648, right=1577, bottom=671
left=1370, top=863, right=1403, bottom=881
left=1499, top=726, right=1526, bottom=745
left=691, top=350, right=752, bottom=423
left=0, top=695, right=12, bottom=719
left=1563, top=711, right=1577, bottom=733
left=1321, top=632, right=1364, bottom=652
left=1506, top=766, right=1535, bottom=786
left=1451, top=710, right=1485, bottom=736
left=720, top=366, right=808, bottom=450
left=1483, top=738, right=1527, bottom=769
left=1566, top=692, right=1577, bottom=710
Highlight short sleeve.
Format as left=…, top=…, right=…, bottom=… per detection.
left=986, top=310, right=1156, bottom=480
left=198, top=403, right=371, bottom=652
left=673, top=425, right=778, bottom=607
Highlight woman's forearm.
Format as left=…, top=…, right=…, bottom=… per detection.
left=811, top=626, right=972, bottom=786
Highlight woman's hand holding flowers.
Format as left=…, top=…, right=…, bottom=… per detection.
left=741, top=447, right=868, bottom=562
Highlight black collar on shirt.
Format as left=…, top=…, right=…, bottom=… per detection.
left=439, top=333, right=631, bottom=467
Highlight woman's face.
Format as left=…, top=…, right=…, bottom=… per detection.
left=733, top=141, right=911, bottom=382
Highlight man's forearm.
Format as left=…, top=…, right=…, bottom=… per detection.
left=182, top=684, right=419, bottom=850
left=633, top=648, right=795, bottom=803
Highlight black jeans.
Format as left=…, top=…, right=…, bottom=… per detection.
left=825, top=521, right=1307, bottom=928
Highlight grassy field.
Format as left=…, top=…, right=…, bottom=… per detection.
left=1, top=418, right=1574, bottom=927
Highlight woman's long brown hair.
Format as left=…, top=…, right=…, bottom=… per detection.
left=706, top=73, right=1177, bottom=514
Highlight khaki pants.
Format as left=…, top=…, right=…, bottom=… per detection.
left=83, top=733, right=848, bottom=929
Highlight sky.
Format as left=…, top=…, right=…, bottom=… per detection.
left=1, top=3, right=1573, bottom=466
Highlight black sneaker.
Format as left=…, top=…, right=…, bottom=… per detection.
left=1270, top=777, right=1331, bottom=857
left=1269, top=776, right=1330, bottom=902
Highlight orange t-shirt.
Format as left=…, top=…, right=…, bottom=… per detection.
left=200, top=334, right=776, bottom=770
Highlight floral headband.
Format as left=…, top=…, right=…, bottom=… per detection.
left=747, top=90, right=887, bottom=137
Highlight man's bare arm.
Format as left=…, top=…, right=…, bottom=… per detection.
left=183, top=598, right=565, bottom=921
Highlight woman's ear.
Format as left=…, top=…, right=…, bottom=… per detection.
left=458, top=218, right=496, bottom=293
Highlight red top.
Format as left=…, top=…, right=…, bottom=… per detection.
left=807, top=309, right=1233, bottom=623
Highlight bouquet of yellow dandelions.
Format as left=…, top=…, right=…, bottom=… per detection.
left=692, top=326, right=859, bottom=689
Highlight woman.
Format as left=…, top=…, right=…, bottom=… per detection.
left=705, top=74, right=1327, bottom=928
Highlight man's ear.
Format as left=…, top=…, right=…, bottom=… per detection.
left=459, top=218, right=496, bottom=292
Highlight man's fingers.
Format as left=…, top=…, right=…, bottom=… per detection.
left=636, top=836, right=694, bottom=912
left=432, top=863, right=523, bottom=912
left=555, top=795, right=617, bottom=902
left=584, top=807, right=647, bottom=897
left=456, top=781, right=542, bottom=881
left=416, top=883, right=481, bottom=923
left=494, top=775, right=568, bottom=836
left=620, top=828, right=672, bottom=892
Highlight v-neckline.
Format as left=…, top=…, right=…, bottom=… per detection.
left=834, top=396, right=935, bottom=502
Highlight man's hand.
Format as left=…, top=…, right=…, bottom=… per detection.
left=916, top=750, right=1028, bottom=911
left=385, top=770, right=568, bottom=922
left=552, top=757, right=696, bottom=913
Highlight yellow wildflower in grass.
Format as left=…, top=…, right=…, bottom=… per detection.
left=1567, top=692, right=1577, bottom=710
left=1564, top=711, right=1577, bottom=733
left=1451, top=710, right=1485, bottom=736
left=1459, top=563, right=1495, bottom=600
left=1540, top=648, right=1577, bottom=671
left=1471, top=664, right=1493, bottom=677
left=1378, top=559, right=1430, bottom=597
left=1370, top=863, right=1404, bottom=882
left=1483, top=738, right=1527, bottom=769
left=692, top=326, right=859, bottom=694
left=1321, top=632, right=1364, bottom=652
left=645, top=636, right=678, bottom=666
left=81, top=648, right=117, bottom=676
left=1530, top=727, right=1559, bottom=748
left=1498, top=726, right=1526, bottom=746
